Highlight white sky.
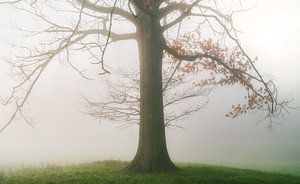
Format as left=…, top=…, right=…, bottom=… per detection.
left=0, top=0, right=299, bottom=172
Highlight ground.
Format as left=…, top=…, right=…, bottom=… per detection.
left=1, top=161, right=300, bottom=184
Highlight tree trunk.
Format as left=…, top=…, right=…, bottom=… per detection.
left=125, top=15, right=177, bottom=172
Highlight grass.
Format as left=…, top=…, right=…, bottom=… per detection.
left=1, top=160, right=300, bottom=184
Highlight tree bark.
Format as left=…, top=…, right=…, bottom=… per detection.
left=125, top=15, right=177, bottom=172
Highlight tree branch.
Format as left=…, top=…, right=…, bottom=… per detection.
left=158, top=2, right=189, bottom=19
left=162, top=0, right=202, bottom=31
left=75, top=0, right=136, bottom=24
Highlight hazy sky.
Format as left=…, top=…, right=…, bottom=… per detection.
left=0, top=0, right=300, bottom=172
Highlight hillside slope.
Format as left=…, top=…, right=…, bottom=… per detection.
left=1, top=161, right=300, bottom=184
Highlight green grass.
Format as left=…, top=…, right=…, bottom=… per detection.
left=1, top=160, right=300, bottom=184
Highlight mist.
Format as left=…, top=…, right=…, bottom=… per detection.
left=0, top=0, right=299, bottom=175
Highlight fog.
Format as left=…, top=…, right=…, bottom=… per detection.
left=0, top=0, right=300, bottom=174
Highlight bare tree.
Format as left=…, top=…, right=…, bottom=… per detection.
left=0, top=0, right=291, bottom=172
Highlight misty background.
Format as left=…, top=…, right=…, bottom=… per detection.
left=0, top=0, right=300, bottom=174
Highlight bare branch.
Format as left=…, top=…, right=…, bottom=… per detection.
left=162, top=0, right=202, bottom=31
left=0, top=0, right=22, bottom=5
left=75, top=0, right=136, bottom=24
left=1, top=0, right=91, bottom=132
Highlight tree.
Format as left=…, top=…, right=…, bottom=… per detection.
left=0, top=0, right=290, bottom=172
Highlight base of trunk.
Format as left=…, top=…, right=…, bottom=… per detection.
left=124, top=156, right=178, bottom=173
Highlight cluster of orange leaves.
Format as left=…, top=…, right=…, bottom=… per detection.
left=226, top=92, right=267, bottom=118
left=164, top=32, right=268, bottom=118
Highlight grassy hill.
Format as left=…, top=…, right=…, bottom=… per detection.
left=1, top=161, right=300, bottom=184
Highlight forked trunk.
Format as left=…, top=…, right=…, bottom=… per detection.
left=125, top=15, right=177, bottom=172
